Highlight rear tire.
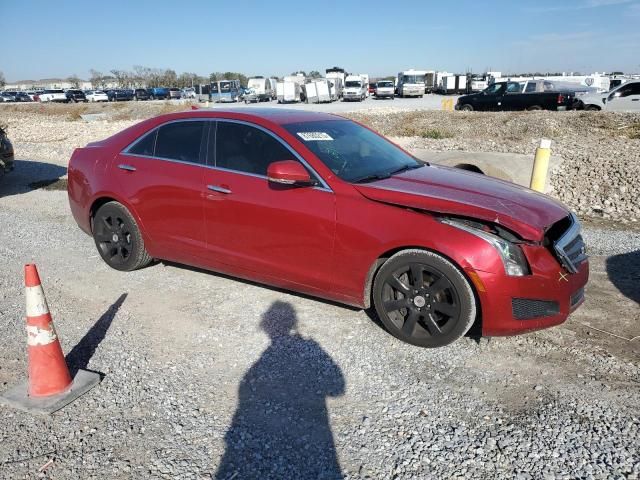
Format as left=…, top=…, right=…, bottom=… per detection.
left=585, top=104, right=601, bottom=111
left=92, top=202, right=152, bottom=272
left=372, top=249, right=476, bottom=348
left=460, top=104, right=474, bottom=111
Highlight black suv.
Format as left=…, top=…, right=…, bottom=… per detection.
left=106, top=89, right=134, bottom=102
left=134, top=88, right=151, bottom=100
left=65, top=90, right=87, bottom=103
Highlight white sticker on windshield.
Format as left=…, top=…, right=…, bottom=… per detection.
left=297, top=132, right=333, bottom=141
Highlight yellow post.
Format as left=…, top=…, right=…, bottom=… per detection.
left=449, top=99, right=455, bottom=111
left=206, top=100, right=210, bottom=108
left=441, top=98, right=447, bottom=111
left=530, top=139, right=552, bottom=192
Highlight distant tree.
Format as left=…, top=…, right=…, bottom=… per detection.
left=67, top=74, right=81, bottom=89
left=308, top=70, right=321, bottom=79
left=161, top=69, right=178, bottom=87
left=0, top=71, right=5, bottom=89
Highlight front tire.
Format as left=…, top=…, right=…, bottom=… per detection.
left=372, top=249, right=476, bottom=348
left=460, top=104, right=473, bottom=111
left=93, top=202, right=152, bottom=272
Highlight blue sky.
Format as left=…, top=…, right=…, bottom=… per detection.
left=4, top=0, right=639, bottom=81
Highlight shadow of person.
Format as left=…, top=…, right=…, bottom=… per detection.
left=606, top=250, right=640, bottom=304
left=216, top=301, right=345, bottom=480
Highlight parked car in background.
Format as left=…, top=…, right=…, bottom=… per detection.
left=181, top=87, right=197, bottom=99
left=134, top=88, right=151, bottom=101
left=343, top=76, right=367, bottom=101
left=168, top=88, right=182, bottom=99
left=39, top=89, right=68, bottom=103
left=147, top=87, right=169, bottom=100
left=374, top=80, right=395, bottom=99
left=1, top=92, right=17, bottom=102
left=67, top=109, right=588, bottom=349
left=14, top=92, right=33, bottom=102
left=25, top=90, right=44, bottom=101
left=86, top=90, right=109, bottom=102
left=65, top=89, right=88, bottom=103
left=456, top=82, right=575, bottom=111
left=578, top=80, right=640, bottom=111
left=368, top=83, right=376, bottom=95
left=242, top=87, right=259, bottom=104
left=0, top=124, right=14, bottom=177
left=106, top=89, right=134, bottom=102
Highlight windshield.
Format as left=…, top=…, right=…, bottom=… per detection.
left=345, top=81, right=361, bottom=88
left=283, top=120, right=422, bottom=183
left=377, top=81, right=393, bottom=88
left=402, top=75, right=425, bottom=84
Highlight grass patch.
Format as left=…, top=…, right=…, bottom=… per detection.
left=420, top=129, right=454, bottom=139
left=29, top=178, right=68, bottom=191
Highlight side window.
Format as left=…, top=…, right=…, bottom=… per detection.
left=215, top=122, right=294, bottom=176
left=617, top=85, right=633, bottom=97
left=525, top=83, right=536, bottom=93
left=627, top=83, right=640, bottom=96
left=506, top=82, right=521, bottom=93
left=155, top=121, right=205, bottom=164
left=128, top=130, right=157, bottom=156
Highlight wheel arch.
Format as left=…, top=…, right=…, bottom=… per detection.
left=89, top=195, right=155, bottom=252
left=362, top=245, right=483, bottom=331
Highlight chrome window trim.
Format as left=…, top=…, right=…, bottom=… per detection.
left=213, top=118, right=332, bottom=192
left=120, top=117, right=333, bottom=193
left=122, top=118, right=207, bottom=158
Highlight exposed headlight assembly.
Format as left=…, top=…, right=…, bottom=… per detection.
left=440, top=218, right=530, bottom=276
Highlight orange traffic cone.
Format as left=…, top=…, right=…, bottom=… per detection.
left=24, top=263, right=73, bottom=396
left=0, top=264, right=101, bottom=414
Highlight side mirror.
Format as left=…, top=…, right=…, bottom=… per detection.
left=267, top=160, right=316, bottom=187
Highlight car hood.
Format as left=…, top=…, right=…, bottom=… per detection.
left=353, top=164, right=569, bottom=241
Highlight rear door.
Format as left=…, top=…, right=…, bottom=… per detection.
left=202, top=120, right=336, bottom=291
left=606, top=82, right=640, bottom=111
left=115, top=120, right=208, bottom=263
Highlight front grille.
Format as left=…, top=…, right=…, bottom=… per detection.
left=512, top=298, right=560, bottom=320
left=570, top=288, right=585, bottom=307
left=547, top=214, right=588, bottom=273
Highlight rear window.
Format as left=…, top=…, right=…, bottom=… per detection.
left=155, top=121, right=205, bottom=164
left=377, top=81, right=393, bottom=88
left=128, top=130, right=157, bottom=157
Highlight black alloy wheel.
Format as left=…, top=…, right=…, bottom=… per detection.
left=373, top=250, right=476, bottom=348
left=93, top=202, right=152, bottom=271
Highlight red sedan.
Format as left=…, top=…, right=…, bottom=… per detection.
left=68, top=109, right=588, bottom=348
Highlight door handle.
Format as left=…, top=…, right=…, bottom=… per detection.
left=632, top=99, right=639, bottom=101
left=207, top=185, right=232, bottom=194
left=118, top=164, right=136, bottom=172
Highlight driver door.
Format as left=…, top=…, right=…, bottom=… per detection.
left=606, top=82, right=640, bottom=112
left=201, top=120, right=336, bottom=292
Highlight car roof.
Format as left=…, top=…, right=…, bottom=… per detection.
left=199, top=108, right=342, bottom=125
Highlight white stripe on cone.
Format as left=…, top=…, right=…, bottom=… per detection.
left=26, top=324, right=58, bottom=346
left=25, top=285, right=49, bottom=317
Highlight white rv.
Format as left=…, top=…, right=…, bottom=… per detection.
left=304, top=82, right=319, bottom=104
left=397, top=70, right=427, bottom=97
left=315, top=79, right=332, bottom=103
left=246, top=77, right=273, bottom=102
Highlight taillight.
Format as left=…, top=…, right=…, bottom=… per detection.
left=557, top=94, right=565, bottom=104
left=34, top=95, right=40, bottom=101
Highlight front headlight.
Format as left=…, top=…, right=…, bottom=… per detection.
left=440, top=218, right=530, bottom=276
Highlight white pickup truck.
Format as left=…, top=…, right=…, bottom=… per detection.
left=342, top=75, right=367, bottom=102
left=38, top=89, right=67, bottom=102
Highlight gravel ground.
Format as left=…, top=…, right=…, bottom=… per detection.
left=0, top=103, right=639, bottom=479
